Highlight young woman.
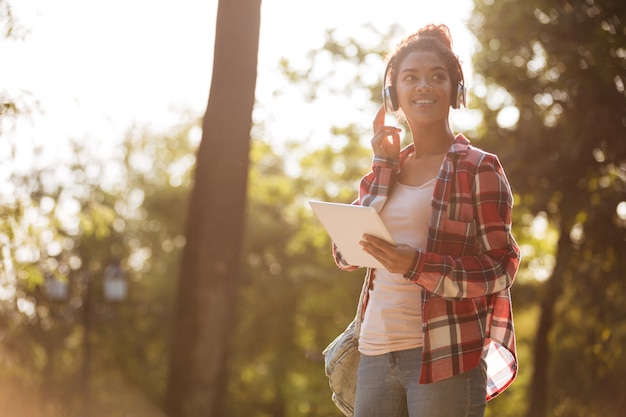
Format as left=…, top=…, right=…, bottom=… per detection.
left=332, top=24, right=520, bottom=417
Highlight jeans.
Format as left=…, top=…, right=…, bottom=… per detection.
left=353, top=347, right=487, bottom=417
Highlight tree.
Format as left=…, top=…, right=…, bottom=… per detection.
left=0, top=0, right=18, bottom=127
left=0, top=0, right=35, bottom=134
left=226, top=129, right=372, bottom=417
left=164, top=1, right=262, bottom=416
left=468, top=1, right=626, bottom=416
left=0, top=119, right=199, bottom=416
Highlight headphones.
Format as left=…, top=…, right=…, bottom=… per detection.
left=382, top=59, right=466, bottom=112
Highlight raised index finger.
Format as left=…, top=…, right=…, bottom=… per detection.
left=372, top=104, right=386, bottom=133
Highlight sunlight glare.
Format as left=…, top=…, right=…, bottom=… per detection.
left=616, top=201, right=626, bottom=218
left=16, top=297, right=36, bottom=318
left=0, top=284, right=16, bottom=301
left=530, top=211, right=549, bottom=238
left=5, top=0, right=475, bottom=157
left=496, top=106, right=520, bottom=129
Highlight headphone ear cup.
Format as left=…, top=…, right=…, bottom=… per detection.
left=453, top=83, right=466, bottom=109
left=384, top=86, right=399, bottom=112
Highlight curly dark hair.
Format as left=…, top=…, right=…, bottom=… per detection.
left=385, top=24, right=464, bottom=101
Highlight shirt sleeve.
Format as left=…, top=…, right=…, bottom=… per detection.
left=404, top=154, right=521, bottom=300
left=331, top=155, right=400, bottom=271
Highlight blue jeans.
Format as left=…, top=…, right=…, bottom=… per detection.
left=354, top=347, right=487, bottom=417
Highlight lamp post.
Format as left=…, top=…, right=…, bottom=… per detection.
left=81, top=271, right=93, bottom=417
left=44, top=260, right=128, bottom=417
left=103, top=261, right=128, bottom=302
left=44, top=273, right=69, bottom=302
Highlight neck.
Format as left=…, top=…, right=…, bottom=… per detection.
left=408, top=122, right=455, bottom=157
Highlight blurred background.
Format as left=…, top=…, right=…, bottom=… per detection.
left=1, top=0, right=625, bottom=416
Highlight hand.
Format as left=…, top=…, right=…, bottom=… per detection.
left=360, top=234, right=416, bottom=274
left=371, top=104, right=401, bottom=159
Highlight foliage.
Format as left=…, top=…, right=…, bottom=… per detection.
left=0, top=0, right=36, bottom=134
left=469, top=0, right=626, bottom=416
left=0, top=0, right=20, bottom=38
left=0, top=120, right=197, bottom=416
left=227, top=128, right=367, bottom=417
left=2, top=3, right=625, bottom=417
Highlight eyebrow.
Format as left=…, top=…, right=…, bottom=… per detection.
left=400, top=66, right=448, bottom=75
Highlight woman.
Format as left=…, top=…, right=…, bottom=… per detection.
left=332, top=24, right=520, bottom=417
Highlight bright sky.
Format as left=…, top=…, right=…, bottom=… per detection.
left=2, top=0, right=476, bottom=160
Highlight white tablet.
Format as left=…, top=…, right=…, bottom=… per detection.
left=309, top=200, right=396, bottom=269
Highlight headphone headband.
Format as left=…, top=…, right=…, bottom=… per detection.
left=382, top=61, right=397, bottom=113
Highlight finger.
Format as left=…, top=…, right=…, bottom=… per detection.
left=371, top=127, right=401, bottom=146
left=384, top=131, right=401, bottom=149
left=362, top=234, right=393, bottom=250
left=360, top=240, right=386, bottom=261
left=372, top=132, right=400, bottom=158
left=372, top=104, right=386, bottom=133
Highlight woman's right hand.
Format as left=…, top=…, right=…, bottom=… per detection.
left=371, top=104, right=401, bottom=159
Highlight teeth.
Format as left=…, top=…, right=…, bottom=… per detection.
left=413, top=99, right=434, bottom=104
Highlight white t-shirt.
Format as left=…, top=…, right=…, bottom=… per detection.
left=358, top=178, right=436, bottom=356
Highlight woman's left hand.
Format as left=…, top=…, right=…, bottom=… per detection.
left=360, top=234, right=416, bottom=274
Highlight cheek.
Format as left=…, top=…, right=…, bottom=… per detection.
left=396, top=84, right=418, bottom=101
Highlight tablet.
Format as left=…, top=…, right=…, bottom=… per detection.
left=309, top=200, right=396, bottom=269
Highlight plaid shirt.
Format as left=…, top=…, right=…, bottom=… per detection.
left=333, top=134, right=520, bottom=400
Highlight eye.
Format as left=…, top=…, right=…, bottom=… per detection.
left=432, top=72, right=448, bottom=81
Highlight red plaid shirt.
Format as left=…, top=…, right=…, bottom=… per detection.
left=333, top=134, right=520, bottom=400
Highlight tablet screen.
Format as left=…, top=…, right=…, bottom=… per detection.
left=309, top=200, right=396, bottom=269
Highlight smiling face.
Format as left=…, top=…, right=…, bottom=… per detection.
left=394, top=50, right=453, bottom=129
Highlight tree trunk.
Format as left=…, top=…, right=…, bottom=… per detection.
left=525, top=218, right=574, bottom=417
left=165, top=1, right=261, bottom=416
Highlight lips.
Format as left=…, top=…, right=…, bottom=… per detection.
left=412, top=99, right=435, bottom=104
left=411, top=97, right=436, bottom=106
left=411, top=94, right=437, bottom=104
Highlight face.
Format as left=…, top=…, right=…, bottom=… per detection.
left=394, top=50, right=453, bottom=127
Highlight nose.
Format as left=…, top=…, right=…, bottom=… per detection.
left=415, top=77, right=432, bottom=91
